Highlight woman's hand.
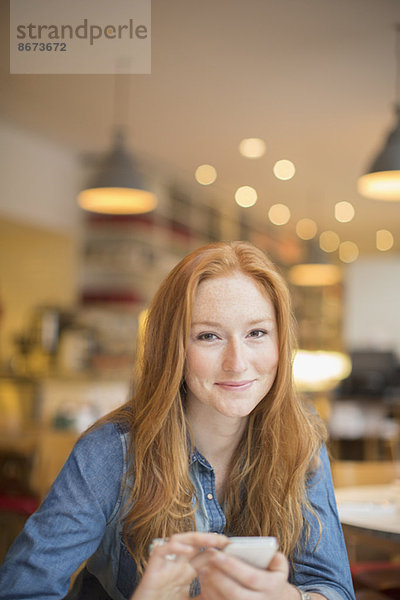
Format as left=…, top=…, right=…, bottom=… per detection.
left=130, top=532, right=229, bottom=600
left=197, top=550, right=300, bottom=600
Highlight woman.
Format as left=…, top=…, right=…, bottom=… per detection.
left=0, top=241, right=355, bottom=600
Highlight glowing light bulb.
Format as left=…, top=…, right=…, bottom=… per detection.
left=296, top=218, right=317, bottom=240
left=273, top=160, right=295, bottom=180
left=339, top=241, right=359, bottom=263
left=239, top=138, right=266, bottom=158
left=195, top=164, right=217, bottom=185
left=335, top=201, right=355, bottom=223
left=235, top=186, right=258, bottom=207
left=376, top=229, right=394, bottom=251
left=268, top=203, right=291, bottom=225
left=319, top=230, right=340, bottom=253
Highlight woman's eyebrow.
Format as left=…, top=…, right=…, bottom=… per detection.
left=190, top=321, right=222, bottom=328
left=191, top=316, right=275, bottom=328
left=248, top=317, right=275, bottom=325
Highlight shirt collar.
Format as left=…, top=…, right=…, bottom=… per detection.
left=190, top=447, right=214, bottom=470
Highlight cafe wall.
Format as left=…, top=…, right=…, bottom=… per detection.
left=0, top=119, right=80, bottom=232
left=0, top=218, right=78, bottom=361
left=344, top=255, right=400, bottom=357
left=0, top=121, right=81, bottom=361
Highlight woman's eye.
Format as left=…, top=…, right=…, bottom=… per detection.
left=248, top=329, right=267, bottom=338
left=197, top=332, right=218, bottom=341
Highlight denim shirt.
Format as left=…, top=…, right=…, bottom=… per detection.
left=0, top=421, right=355, bottom=600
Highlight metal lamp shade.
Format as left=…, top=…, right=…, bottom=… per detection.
left=78, top=133, right=157, bottom=214
left=288, top=243, right=342, bottom=286
left=358, top=107, right=400, bottom=201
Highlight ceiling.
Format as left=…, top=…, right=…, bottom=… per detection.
left=1, top=0, right=400, bottom=257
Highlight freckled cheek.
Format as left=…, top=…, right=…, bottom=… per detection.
left=258, top=348, right=279, bottom=376
left=185, top=349, right=215, bottom=383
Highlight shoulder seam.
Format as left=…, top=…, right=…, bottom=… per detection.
left=106, top=422, right=128, bottom=524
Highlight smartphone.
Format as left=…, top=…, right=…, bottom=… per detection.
left=223, top=536, right=278, bottom=569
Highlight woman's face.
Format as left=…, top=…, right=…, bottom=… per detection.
left=184, top=272, right=279, bottom=421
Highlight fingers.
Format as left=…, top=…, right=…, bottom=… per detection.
left=198, top=550, right=290, bottom=598
left=134, top=533, right=230, bottom=600
left=191, top=548, right=219, bottom=572
left=166, top=531, right=229, bottom=550
left=201, top=551, right=267, bottom=589
left=267, top=551, right=289, bottom=576
left=149, top=532, right=229, bottom=563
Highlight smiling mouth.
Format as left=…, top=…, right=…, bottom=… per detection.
left=215, top=380, right=254, bottom=390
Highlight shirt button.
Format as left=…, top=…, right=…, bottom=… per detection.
left=207, top=493, right=213, bottom=500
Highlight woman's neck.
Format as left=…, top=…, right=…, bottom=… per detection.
left=186, top=403, right=247, bottom=470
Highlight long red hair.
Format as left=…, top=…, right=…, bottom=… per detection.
left=104, top=241, right=326, bottom=571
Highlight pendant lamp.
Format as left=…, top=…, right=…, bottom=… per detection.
left=77, top=69, right=157, bottom=215
left=288, top=243, right=341, bottom=287
left=77, top=129, right=157, bottom=214
left=357, top=25, right=400, bottom=201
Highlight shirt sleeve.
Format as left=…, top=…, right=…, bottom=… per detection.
left=290, top=445, right=356, bottom=600
left=0, top=422, right=124, bottom=599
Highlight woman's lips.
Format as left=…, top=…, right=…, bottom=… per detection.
left=215, top=380, right=254, bottom=391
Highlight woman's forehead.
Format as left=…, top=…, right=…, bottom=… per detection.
left=192, top=272, right=276, bottom=319
left=195, top=270, right=273, bottom=300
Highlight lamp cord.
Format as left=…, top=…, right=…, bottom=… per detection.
left=112, top=59, right=132, bottom=136
left=395, top=24, right=400, bottom=110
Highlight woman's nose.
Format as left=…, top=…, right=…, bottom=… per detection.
left=222, top=339, right=247, bottom=372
